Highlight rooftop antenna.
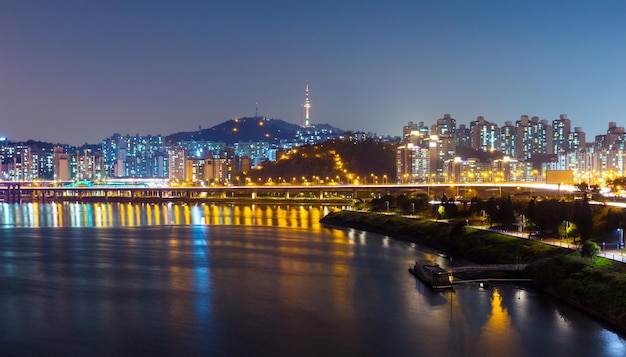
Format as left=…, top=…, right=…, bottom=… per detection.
left=255, top=101, right=259, bottom=117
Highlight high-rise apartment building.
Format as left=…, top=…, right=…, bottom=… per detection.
left=552, top=114, right=571, bottom=154
left=470, top=116, right=499, bottom=152
left=73, top=149, right=105, bottom=181
left=396, top=143, right=430, bottom=183
left=53, top=147, right=71, bottom=181
left=402, top=121, right=418, bottom=143
left=567, top=127, right=586, bottom=153
left=168, top=147, right=186, bottom=182
left=402, top=121, right=430, bottom=148
left=500, top=121, right=517, bottom=156
left=396, top=144, right=415, bottom=183
left=595, top=122, right=626, bottom=151
left=102, top=134, right=167, bottom=178
left=432, top=114, right=456, bottom=136
left=456, top=124, right=471, bottom=148
left=515, top=116, right=552, bottom=160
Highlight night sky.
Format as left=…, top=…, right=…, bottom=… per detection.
left=1, top=0, right=625, bottom=145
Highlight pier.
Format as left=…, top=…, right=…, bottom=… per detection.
left=449, top=263, right=532, bottom=285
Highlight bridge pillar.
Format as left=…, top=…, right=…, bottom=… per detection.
left=251, top=191, right=256, bottom=199
left=9, top=183, right=21, bottom=203
left=285, top=192, right=290, bottom=199
left=220, top=191, right=226, bottom=199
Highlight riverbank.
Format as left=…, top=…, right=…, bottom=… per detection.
left=320, top=210, right=626, bottom=335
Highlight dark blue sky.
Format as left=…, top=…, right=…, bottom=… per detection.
left=1, top=0, right=625, bottom=145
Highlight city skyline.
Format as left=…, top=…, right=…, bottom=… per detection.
left=1, top=1, right=625, bottom=145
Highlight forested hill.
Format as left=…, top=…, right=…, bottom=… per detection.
left=245, top=138, right=396, bottom=183
left=165, top=117, right=343, bottom=145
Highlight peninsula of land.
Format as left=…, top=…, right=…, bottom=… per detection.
left=320, top=210, right=626, bottom=335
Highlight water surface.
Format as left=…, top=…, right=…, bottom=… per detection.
left=0, top=203, right=624, bottom=356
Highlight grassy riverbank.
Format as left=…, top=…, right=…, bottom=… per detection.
left=320, top=210, right=626, bottom=333
left=320, top=211, right=568, bottom=263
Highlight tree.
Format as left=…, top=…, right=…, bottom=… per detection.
left=449, top=221, right=467, bottom=256
left=369, top=194, right=396, bottom=212
left=441, top=202, right=459, bottom=219
left=499, top=195, right=516, bottom=229
left=526, top=198, right=537, bottom=230
left=534, top=199, right=566, bottom=233
left=580, top=240, right=600, bottom=261
left=573, top=196, right=593, bottom=242
left=486, top=197, right=498, bottom=227
left=397, top=194, right=430, bottom=215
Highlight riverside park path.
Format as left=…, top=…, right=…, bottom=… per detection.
left=476, top=225, right=626, bottom=263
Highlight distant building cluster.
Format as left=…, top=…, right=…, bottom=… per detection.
left=6, top=109, right=626, bottom=187
left=396, top=114, right=625, bottom=185
left=0, top=83, right=354, bottom=185
left=0, top=126, right=345, bottom=185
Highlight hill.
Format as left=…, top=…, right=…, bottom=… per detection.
left=165, top=117, right=343, bottom=145
left=245, top=137, right=397, bottom=184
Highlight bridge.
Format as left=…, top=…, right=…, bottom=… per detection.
left=0, top=181, right=578, bottom=203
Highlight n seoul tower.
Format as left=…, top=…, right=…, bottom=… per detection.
left=304, top=82, right=311, bottom=128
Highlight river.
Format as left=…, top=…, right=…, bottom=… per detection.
left=0, top=202, right=624, bottom=356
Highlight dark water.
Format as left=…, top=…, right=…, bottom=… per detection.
left=0, top=203, right=625, bottom=356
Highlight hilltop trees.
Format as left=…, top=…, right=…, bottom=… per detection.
left=244, top=138, right=396, bottom=184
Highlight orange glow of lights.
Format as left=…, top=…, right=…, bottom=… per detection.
left=476, top=288, right=522, bottom=353
left=146, top=204, right=153, bottom=226
left=126, top=203, right=135, bottom=226
left=120, top=204, right=126, bottom=226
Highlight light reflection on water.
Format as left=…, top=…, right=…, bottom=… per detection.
left=0, top=202, right=344, bottom=229
left=0, top=203, right=624, bottom=356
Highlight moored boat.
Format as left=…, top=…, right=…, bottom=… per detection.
left=408, top=260, right=453, bottom=289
